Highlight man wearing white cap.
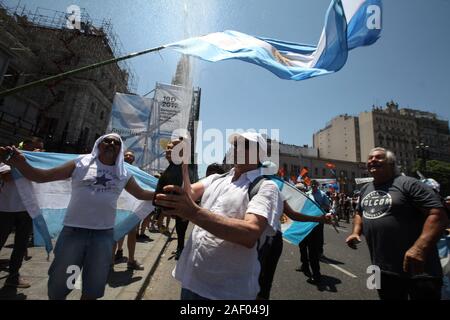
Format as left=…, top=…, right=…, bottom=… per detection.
left=155, top=131, right=284, bottom=300
left=0, top=133, right=155, bottom=300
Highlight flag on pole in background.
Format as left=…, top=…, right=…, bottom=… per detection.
left=300, top=167, right=309, bottom=178
left=326, top=162, right=336, bottom=169
left=303, top=176, right=312, bottom=187
left=167, top=0, right=382, bottom=81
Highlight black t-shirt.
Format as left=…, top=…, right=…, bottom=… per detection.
left=357, top=175, right=444, bottom=278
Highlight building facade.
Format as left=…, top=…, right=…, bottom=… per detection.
left=313, top=114, right=361, bottom=162
left=314, top=101, right=450, bottom=173
left=359, top=102, right=419, bottom=171
left=0, top=4, right=133, bottom=152
left=277, top=142, right=368, bottom=193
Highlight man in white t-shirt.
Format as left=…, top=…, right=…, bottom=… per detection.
left=154, top=132, right=284, bottom=300
left=0, top=133, right=155, bottom=300
left=0, top=137, right=44, bottom=289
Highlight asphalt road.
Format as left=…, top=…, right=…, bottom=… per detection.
left=271, top=221, right=379, bottom=300
left=144, top=221, right=379, bottom=300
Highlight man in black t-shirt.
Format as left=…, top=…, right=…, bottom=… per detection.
left=346, top=147, right=449, bottom=300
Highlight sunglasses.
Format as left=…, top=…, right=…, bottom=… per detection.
left=102, top=137, right=121, bottom=146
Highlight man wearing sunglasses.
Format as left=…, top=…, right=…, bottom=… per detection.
left=0, top=133, right=155, bottom=300
left=155, top=132, right=284, bottom=300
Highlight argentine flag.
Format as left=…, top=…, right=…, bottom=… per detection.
left=268, top=176, right=326, bottom=245
left=166, top=0, right=382, bottom=81
left=11, top=151, right=157, bottom=254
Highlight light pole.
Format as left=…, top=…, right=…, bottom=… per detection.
left=415, top=142, right=429, bottom=172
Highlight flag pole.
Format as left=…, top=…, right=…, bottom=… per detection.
left=0, top=45, right=167, bottom=98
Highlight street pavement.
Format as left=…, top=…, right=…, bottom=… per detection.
left=271, top=221, right=378, bottom=300
left=143, top=221, right=379, bottom=300
left=0, top=221, right=175, bottom=300
left=0, top=219, right=386, bottom=300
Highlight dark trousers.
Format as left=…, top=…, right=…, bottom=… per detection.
left=377, top=273, right=442, bottom=300
left=299, top=224, right=323, bottom=277
left=175, top=217, right=189, bottom=252
left=0, top=211, right=32, bottom=278
left=258, top=231, right=283, bottom=300
left=317, top=223, right=324, bottom=255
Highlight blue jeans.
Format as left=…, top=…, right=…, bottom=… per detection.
left=180, top=288, right=210, bottom=300
left=48, top=226, right=114, bottom=300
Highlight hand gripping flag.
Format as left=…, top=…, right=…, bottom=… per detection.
left=11, top=151, right=157, bottom=255
left=166, top=0, right=382, bottom=81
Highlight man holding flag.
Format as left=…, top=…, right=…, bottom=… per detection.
left=0, top=133, right=155, bottom=300
left=298, top=180, right=331, bottom=284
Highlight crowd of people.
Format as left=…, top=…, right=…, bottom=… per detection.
left=0, top=132, right=449, bottom=300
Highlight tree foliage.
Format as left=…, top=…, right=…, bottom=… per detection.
left=413, top=159, right=450, bottom=196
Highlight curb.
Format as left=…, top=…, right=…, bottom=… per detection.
left=134, top=225, right=175, bottom=300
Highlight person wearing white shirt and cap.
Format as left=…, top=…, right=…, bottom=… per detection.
left=155, top=131, right=284, bottom=300
left=0, top=133, right=155, bottom=300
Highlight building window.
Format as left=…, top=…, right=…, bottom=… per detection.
left=90, top=102, right=96, bottom=113
left=100, top=110, right=104, bottom=120
left=314, top=168, right=318, bottom=176
left=322, top=168, right=326, bottom=176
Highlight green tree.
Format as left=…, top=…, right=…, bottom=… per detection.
left=413, top=159, right=450, bottom=196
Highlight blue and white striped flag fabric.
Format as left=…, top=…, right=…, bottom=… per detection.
left=107, top=93, right=154, bottom=169
left=268, top=176, right=325, bottom=245
left=12, top=151, right=157, bottom=254
left=166, top=0, right=382, bottom=81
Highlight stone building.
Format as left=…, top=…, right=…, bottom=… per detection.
left=0, top=4, right=134, bottom=152
left=314, top=101, right=450, bottom=173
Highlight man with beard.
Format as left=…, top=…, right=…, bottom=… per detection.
left=0, top=134, right=155, bottom=300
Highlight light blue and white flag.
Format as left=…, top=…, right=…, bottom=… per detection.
left=107, top=93, right=154, bottom=169
left=166, top=0, right=382, bottom=81
left=12, top=151, right=157, bottom=254
left=268, top=176, right=326, bottom=245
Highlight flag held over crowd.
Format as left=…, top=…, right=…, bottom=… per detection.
left=11, top=151, right=157, bottom=254
left=268, top=177, right=325, bottom=245
left=166, top=0, right=382, bottom=81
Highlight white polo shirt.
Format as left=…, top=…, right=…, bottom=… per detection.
left=173, top=167, right=283, bottom=300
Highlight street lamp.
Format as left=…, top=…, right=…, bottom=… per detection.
left=415, top=142, right=429, bottom=172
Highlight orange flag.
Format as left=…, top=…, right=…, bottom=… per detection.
left=303, top=176, right=311, bottom=186
left=300, top=167, right=308, bottom=177
left=326, top=162, right=336, bottom=169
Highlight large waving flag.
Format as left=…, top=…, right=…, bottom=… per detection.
left=11, top=151, right=157, bottom=254
left=166, top=0, right=382, bottom=81
left=268, top=176, right=326, bottom=245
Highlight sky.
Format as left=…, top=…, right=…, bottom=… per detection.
left=4, top=0, right=450, bottom=175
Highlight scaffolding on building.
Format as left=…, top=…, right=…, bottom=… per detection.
left=0, top=0, right=140, bottom=150
left=0, top=0, right=137, bottom=92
